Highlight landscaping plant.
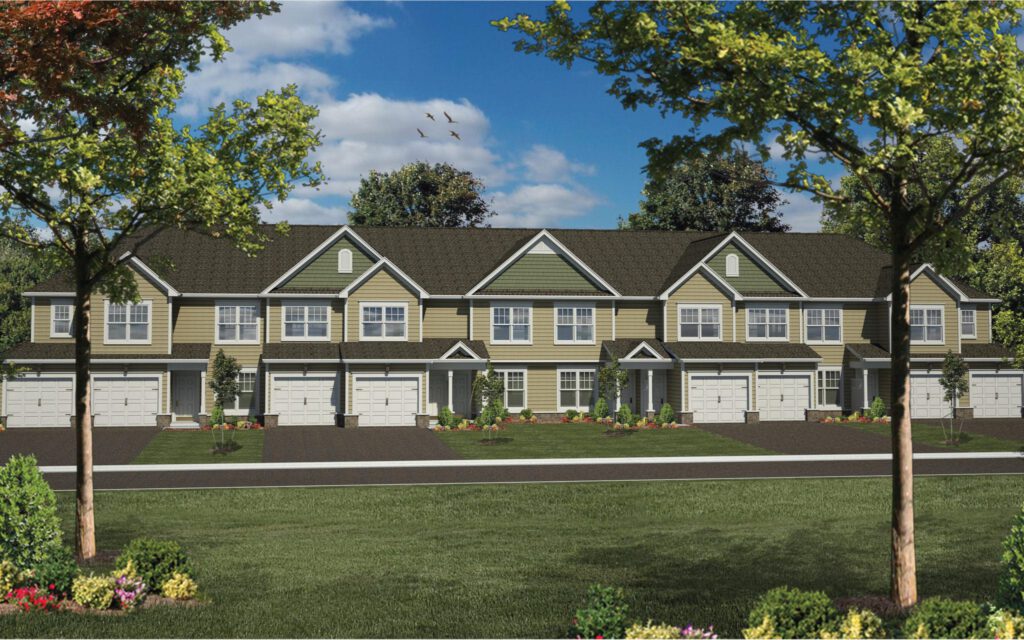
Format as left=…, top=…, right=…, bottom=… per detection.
left=472, top=362, right=505, bottom=426
left=626, top=621, right=717, bottom=639
left=72, top=574, right=115, bottom=610
left=6, top=585, right=60, bottom=612
left=938, top=352, right=970, bottom=445
left=571, top=584, right=631, bottom=640
left=438, top=406, right=455, bottom=428
left=836, top=608, right=887, bottom=639
left=987, top=609, right=1024, bottom=639
left=0, top=455, right=63, bottom=572
left=115, top=538, right=191, bottom=594
left=999, top=503, right=1024, bottom=614
left=867, top=396, right=887, bottom=421
left=0, top=559, right=31, bottom=594
left=658, top=402, right=675, bottom=426
left=617, top=404, right=635, bottom=427
left=595, top=396, right=611, bottom=420
left=161, top=572, right=198, bottom=601
left=208, top=350, right=242, bottom=453
left=113, top=571, right=146, bottom=610
left=744, top=586, right=840, bottom=639
left=901, top=597, right=986, bottom=639
left=30, top=545, right=78, bottom=599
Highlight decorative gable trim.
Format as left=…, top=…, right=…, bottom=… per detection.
left=339, top=257, right=429, bottom=299
left=888, top=263, right=967, bottom=302
left=623, top=340, right=669, bottom=361
left=703, top=232, right=808, bottom=297
left=117, top=253, right=180, bottom=297
left=260, top=225, right=381, bottom=294
left=466, top=229, right=622, bottom=296
left=439, top=341, right=484, bottom=360
left=658, top=264, right=741, bottom=301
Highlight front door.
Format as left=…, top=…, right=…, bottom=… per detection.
left=171, top=370, right=201, bottom=419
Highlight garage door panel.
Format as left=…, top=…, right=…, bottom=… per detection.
left=691, top=376, right=748, bottom=423
left=910, top=374, right=948, bottom=420
left=353, top=376, right=419, bottom=427
left=272, top=376, right=337, bottom=426
left=92, top=377, right=160, bottom=427
left=758, top=375, right=811, bottom=421
left=972, top=374, right=1022, bottom=418
left=5, top=377, right=74, bottom=428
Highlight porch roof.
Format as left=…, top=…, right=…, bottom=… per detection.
left=340, top=339, right=489, bottom=362
left=602, top=339, right=672, bottom=360
left=663, top=341, right=821, bottom=362
left=3, top=342, right=211, bottom=362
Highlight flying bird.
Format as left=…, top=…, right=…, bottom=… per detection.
left=449, top=130, right=461, bottom=140
left=444, top=111, right=457, bottom=123
left=425, top=113, right=436, bottom=121
left=417, top=128, right=427, bottom=138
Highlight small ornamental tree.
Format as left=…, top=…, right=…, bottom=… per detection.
left=598, top=357, right=630, bottom=409
left=472, top=362, right=505, bottom=426
left=207, top=350, right=240, bottom=450
left=938, top=351, right=969, bottom=445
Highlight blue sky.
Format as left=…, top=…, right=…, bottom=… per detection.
left=178, top=1, right=841, bottom=230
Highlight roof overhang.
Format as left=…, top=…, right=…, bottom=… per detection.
left=339, top=257, right=429, bottom=299
left=658, top=263, right=742, bottom=301
left=679, top=358, right=821, bottom=364
left=118, top=253, right=181, bottom=297
left=439, top=341, right=485, bottom=360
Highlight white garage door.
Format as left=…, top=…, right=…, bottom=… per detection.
left=757, top=374, right=811, bottom=421
left=353, top=376, right=419, bottom=427
left=92, top=376, right=160, bottom=427
left=971, top=373, right=1022, bottom=418
left=910, top=373, right=949, bottom=419
left=690, top=376, right=748, bottom=423
left=4, top=376, right=74, bottom=428
left=271, top=376, right=337, bottom=426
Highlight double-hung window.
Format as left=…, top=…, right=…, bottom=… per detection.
left=817, top=369, right=841, bottom=408
left=105, top=301, right=150, bottom=344
left=228, top=371, right=257, bottom=415
left=748, top=306, right=788, bottom=340
left=283, top=302, right=329, bottom=340
left=910, top=306, right=943, bottom=343
left=50, top=300, right=72, bottom=337
left=361, top=303, right=407, bottom=340
left=559, top=370, right=594, bottom=411
left=678, top=304, right=721, bottom=340
left=217, top=303, right=259, bottom=343
left=555, top=305, right=594, bottom=343
left=960, top=307, right=977, bottom=339
left=492, top=304, right=531, bottom=343
left=806, top=307, right=842, bottom=343
left=496, top=370, right=526, bottom=410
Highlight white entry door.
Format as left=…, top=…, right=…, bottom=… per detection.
left=690, top=375, right=748, bottom=423
left=909, top=373, right=949, bottom=419
left=971, top=373, right=1023, bottom=418
left=757, top=374, right=811, bottom=421
left=353, top=376, right=419, bottom=427
left=271, top=375, right=337, bottom=426
left=4, top=376, right=74, bottom=427
left=92, top=376, right=160, bottom=427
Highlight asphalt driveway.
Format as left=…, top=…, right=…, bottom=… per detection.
left=0, top=427, right=160, bottom=466
left=263, top=426, right=460, bottom=462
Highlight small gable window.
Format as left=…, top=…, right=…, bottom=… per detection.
left=725, top=253, right=739, bottom=277
left=338, top=249, right=353, bottom=274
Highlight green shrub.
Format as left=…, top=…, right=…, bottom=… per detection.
left=837, top=608, right=887, bottom=639
left=987, top=609, right=1024, bottom=640
left=745, top=586, right=839, bottom=638
left=210, top=404, right=224, bottom=426
left=31, top=544, right=78, bottom=597
left=626, top=621, right=682, bottom=639
left=0, top=455, right=63, bottom=572
left=0, top=558, right=33, bottom=593
left=571, top=584, right=630, bottom=639
left=658, top=402, right=675, bottom=425
left=566, top=409, right=579, bottom=421
left=595, top=397, right=610, bottom=419
left=519, top=408, right=534, bottom=420
left=867, top=396, right=887, bottom=420
left=115, top=538, right=192, bottom=594
left=617, top=404, right=634, bottom=426
left=902, top=597, right=986, bottom=639
left=161, top=571, right=198, bottom=600
left=1000, top=503, right=1024, bottom=613
left=438, top=406, right=455, bottom=428
left=72, top=574, right=115, bottom=609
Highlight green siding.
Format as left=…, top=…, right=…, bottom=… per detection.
left=706, top=241, right=789, bottom=294
left=488, top=253, right=602, bottom=292
left=281, top=236, right=375, bottom=290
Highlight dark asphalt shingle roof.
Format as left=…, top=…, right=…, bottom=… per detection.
left=4, top=342, right=210, bottom=360
left=961, top=342, right=1016, bottom=359
left=845, top=343, right=891, bottom=360
left=663, top=341, right=822, bottom=361
left=340, top=339, right=488, bottom=361
left=262, top=343, right=341, bottom=361
left=602, top=339, right=672, bottom=360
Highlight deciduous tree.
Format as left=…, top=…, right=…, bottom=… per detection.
left=349, top=162, right=492, bottom=227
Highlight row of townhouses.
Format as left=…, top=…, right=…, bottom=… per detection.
left=1, top=225, right=1019, bottom=428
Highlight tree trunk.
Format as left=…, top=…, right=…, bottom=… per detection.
left=72, top=250, right=95, bottom=561
left=889, top=227, right=917, bottom=608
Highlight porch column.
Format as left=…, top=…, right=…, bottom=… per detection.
left=447, top=370, right=454, bottom=410
left=862, top=368, right=869, bottom=410
left=647, top=369, right=654, bottom=413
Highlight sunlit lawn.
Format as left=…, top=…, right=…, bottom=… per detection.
left=132, top=430, right=264, bottom=464
left=846, top=421, right=1022, bottom=452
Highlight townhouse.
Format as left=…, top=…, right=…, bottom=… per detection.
left=2, top=224, right=1019, bottom=428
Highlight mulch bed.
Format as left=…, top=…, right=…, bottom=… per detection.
left=0, top=596, right=202, bottom=616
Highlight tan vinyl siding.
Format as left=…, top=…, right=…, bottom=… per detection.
left=93, top=272, right=169, bottom=355
left=471, top=301, right=612, bottom=361
left=961, top=304, right=991, bottom=343
left=706, top=241, right=789, bottom=294
left=908, top=273, right=958, bottom=354
left=736, top=303, right=798, bottom=343
left=487, top=253, right=602, bottom=292
left=614, top=302, right=659, bottom=339
left=666, top=367, right=683, bottom=414
left=665, top=272, right=733, bottom=342
left=809, top=303, right=883, bottom=366
left=523, top=365, right=558, bottom=413
left=346, top=269, right=420, bottom=341
left=422, top=301, right=469, bottom=339
left=266, top=299, right=343, bottom=343
left=280, top=236, right=375, bottom=291
left=33, top=298, right=75, bottom=344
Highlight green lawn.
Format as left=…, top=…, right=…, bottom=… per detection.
left=132, top=430, right=265, bottom=464
left=846, top=421, right=1023, bottom=452
left=8, top=476, right=1019, bottom=637
left=434, top=423, right=770, bottom=458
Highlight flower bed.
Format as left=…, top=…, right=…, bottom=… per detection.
left=200, top=420, right=264, bottom=431
left=820, top=415, right=891, bottom=424
left=431, top=419, right=507, bottom=432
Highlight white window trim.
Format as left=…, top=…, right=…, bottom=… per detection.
left=910, top=304, right=945, bottom=345
left=746, top=303, right=789, bottom=342
left=556, top=367, right=596, bottom=412
left=676, top=303, right=723, bottom=342
left=224, top=368, right=258, bottom=415
left=815, top=366, right=843, bottom=410
left=359, top=301, right=409, bottom=341
left=960, top=306, right=977, bottom=339
left=215, top=300, right=260, bottom=345
left=496, top=368, right=528, bottom=411
left=49, top=298, right=73, bottom=338
left=725, top=253, right=739, bottom=277
left=490, top=301, right=533, bottom=345
left=103, top=299, right=152, bottom=345
left=280, top=300, right=332, bottom=342
left=553, top=303, right=596, bottom=345
left=338, top=248, right=353, bottom=274
left=804, top=305, right=843, bottom=345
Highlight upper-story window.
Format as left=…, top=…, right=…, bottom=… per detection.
left=960, top=307, right=977, bottom=339
left=910, top=306, right=944, bottom=343
left=678, top=304, right=721, bottom=340
left=806, top=307, right=842, bottom=343
left=492, top=303, right=531, bottom=344
left=748, top=305, right=788, bottom=340
left=725, top=253, right=739, bottom=277
left=338, top=249, right=353, bottom=274
left=555, top=305, right=594, bottom=344
left=361, top=303, right=407, bottom=340
left=282, top=302, right=329, bottom=341
left=217, top=302, right=259, bottom=343
left=105, top=300, right=150, bottom=344
left=50, top=300, right=73, bottom=338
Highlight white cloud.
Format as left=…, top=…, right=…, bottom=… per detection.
left=261, top=197, right=346, bottom=226
left=521, top=144, right=595, bottom=182
left=778, top=190, right=823, bottom=232
left=491, top=183, right=601, bottom=228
